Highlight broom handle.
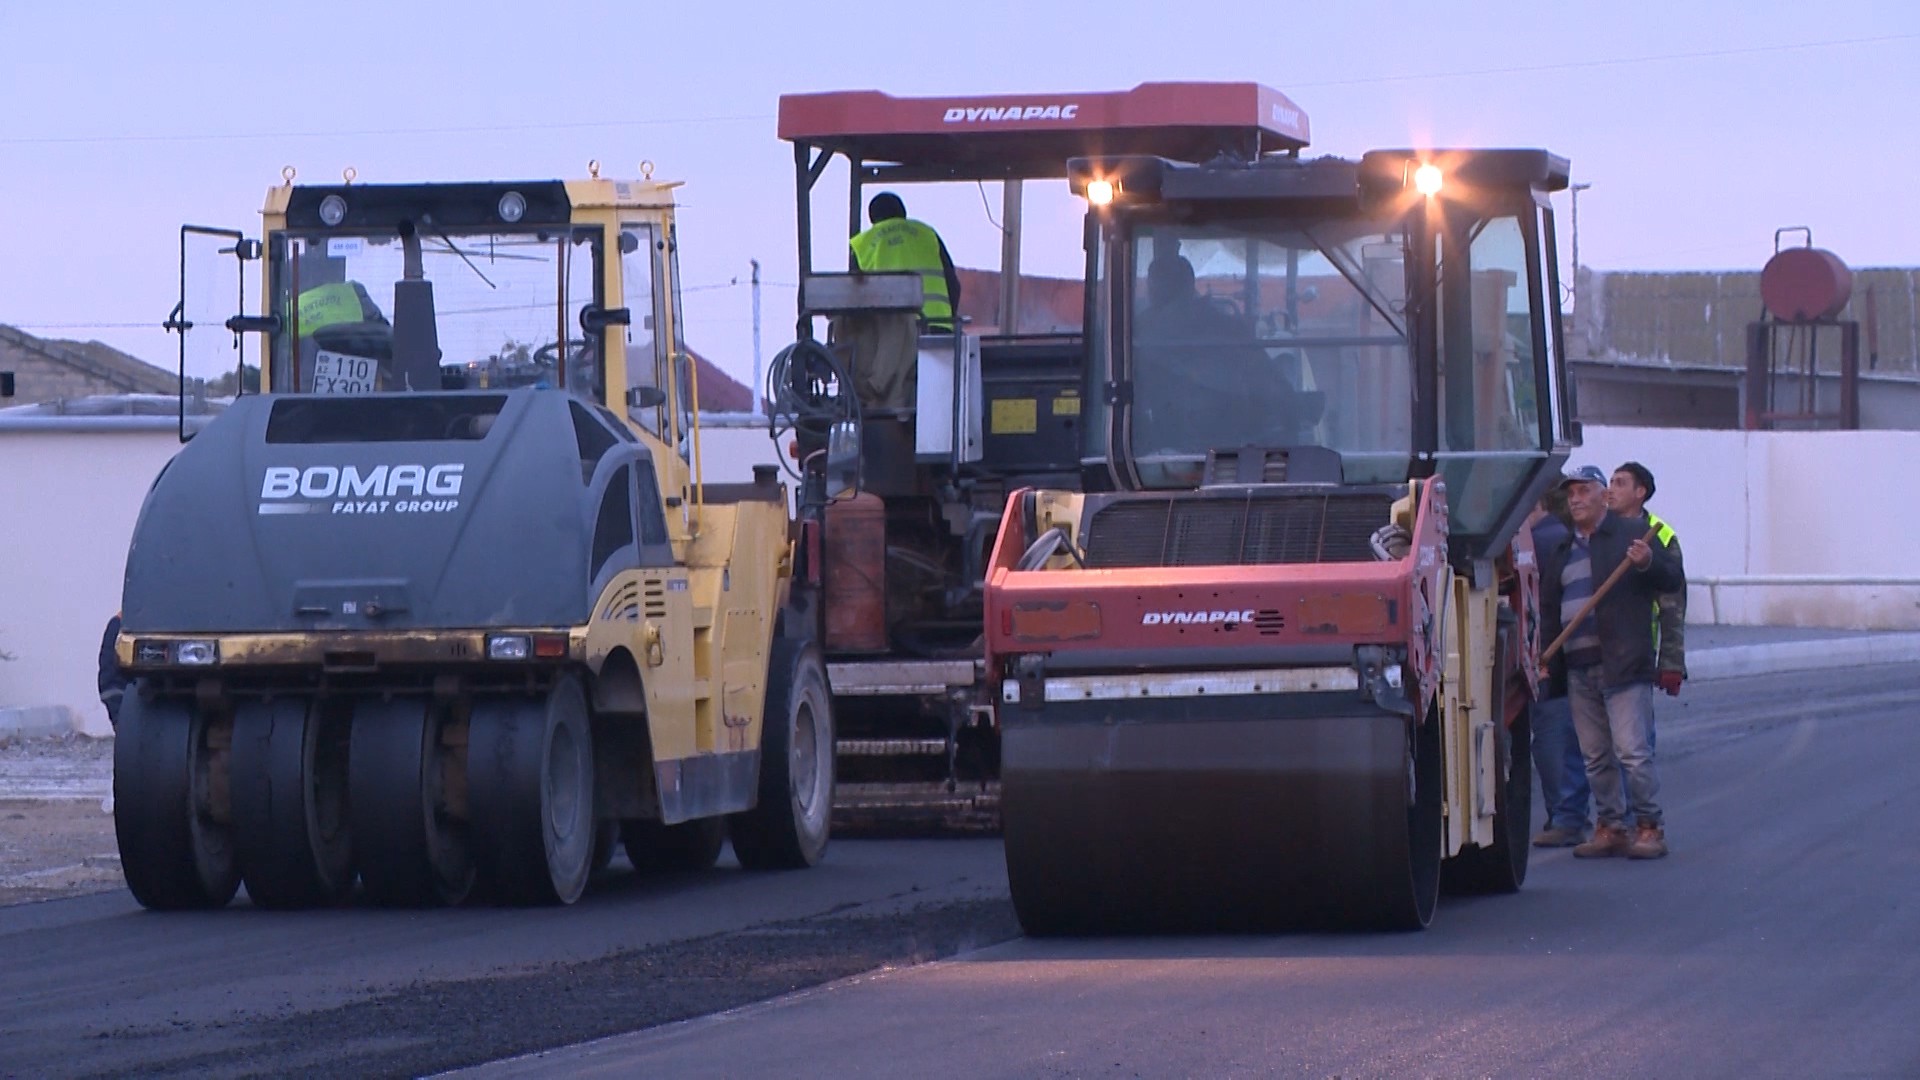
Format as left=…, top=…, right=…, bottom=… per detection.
left=1541, top=527, right=1659, bottom=663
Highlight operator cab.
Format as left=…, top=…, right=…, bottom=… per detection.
left=165, top=172, right=700, bottom=463
left=1074, top=149, right=1576, bottom=559
left=778, top=84, right=1313, bottom=496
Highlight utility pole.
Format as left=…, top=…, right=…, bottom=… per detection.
left=750, top=258, right=763, bottom=415
left=1570, top=182, right=1592, bottom=307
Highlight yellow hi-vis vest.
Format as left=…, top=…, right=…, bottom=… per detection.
left=297, top=282, right=369, bottom=335
left=1647, top=509, right=1679, bottom=638
left=1646, top=511, right=1676, bottom=548
left=849, top=219, right=952, bottom=325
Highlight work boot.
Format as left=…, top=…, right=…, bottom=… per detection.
left=1572, top=823, right=1630, bottom=859
left=1531, top=825, right=1587, bottom=848
left=1627, top=822, right=1668, bottom=860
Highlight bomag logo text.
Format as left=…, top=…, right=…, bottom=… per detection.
left=942, top=104, right=1080, bottom=124
left=259, top=464, right=464, bottom=516
left=1141, top=610, right=1256, bottom=626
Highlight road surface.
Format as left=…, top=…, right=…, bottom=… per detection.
left=2, top=664, right=1914, bottom=1078
left=483, top=663, right=1920, bottom=1079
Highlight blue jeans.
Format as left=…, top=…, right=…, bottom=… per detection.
left=1568, top=668, right=1661, bottom=829
left=1531, top=695, right=1590, bottom=832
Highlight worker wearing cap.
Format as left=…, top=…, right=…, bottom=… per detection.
left=1526, top=489, right=1592, bottom=847
left=1608, top=461, right=1686, bottom=698
left=1538, top=464, right=1685, bottom=860
left=850, top=192, right=961, bottom=332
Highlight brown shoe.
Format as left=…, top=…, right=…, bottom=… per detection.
left=1627, top=823, right=1668, bottom=860
left=1573, top=823, right=1631, bottom=858
left=1532, top=825, right=1587, bottom=848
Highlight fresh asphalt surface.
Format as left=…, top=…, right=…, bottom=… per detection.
left=4, top=663, right=1916, bottom=1079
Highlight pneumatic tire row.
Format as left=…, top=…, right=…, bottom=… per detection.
left=112, top=649, right=833, bottom=911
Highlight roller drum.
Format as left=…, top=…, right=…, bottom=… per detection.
left=1003, top=696, right=1442, bottom=934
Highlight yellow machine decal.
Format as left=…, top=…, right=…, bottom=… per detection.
left=992, top=398, right=1038, bottom=435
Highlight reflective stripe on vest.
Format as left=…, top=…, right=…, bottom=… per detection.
left=298, top=282, right=366, bottom=335
left=849, top=219, right=952, bottom=323
left=1647, top=511, right=1676, bottom=548
left=1646, top=511, right=1678, bottom=637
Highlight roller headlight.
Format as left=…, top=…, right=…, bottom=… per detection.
left=1085, top=179, right=1115, bottom=207
left=497, top=191, right=526, bottom=223
left=1413, top=163, right=1443, bottom=196
left=173, top=640, right=219, bottom=666
left=318, top=194, right=348, bottom=226
left=487, top=634, right=531, bottom=661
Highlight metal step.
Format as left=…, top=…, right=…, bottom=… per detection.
left=827, top=660, right=978, bottom=697
left=837, top=738, right=950, bottom=757
left=833, top=781, right=1002, bottom=834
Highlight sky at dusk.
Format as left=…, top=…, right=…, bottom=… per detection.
left=3, top=0, right=1914, bottom=394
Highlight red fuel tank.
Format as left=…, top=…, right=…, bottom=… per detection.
left=823, top=492, right=889, bottom=653
left=1760, top=247, right=1852, bottom=322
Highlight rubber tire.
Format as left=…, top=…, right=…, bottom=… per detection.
left=1442, top=631, right=1535, bottom=896
left=113, top=691, right=241, bottom=911
left=230, top=697, right=355, bottom=908
left=468, top=677, right=596, bottom=905
left=728, top=639, right=833, bottom=870
left=350, top=697, right=475, bottom=907
left=622, top=816, right=727, bottom=872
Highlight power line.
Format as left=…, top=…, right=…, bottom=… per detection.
left=1290, top=31, right=1920, bottom=89
left=8, top=31, right=1913, bottom=149
left=1, top=113, right=772, bottom=148
left=11, top=321, right=158, bottom=331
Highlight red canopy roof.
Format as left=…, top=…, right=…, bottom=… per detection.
left=778, top=83, right=1309, bottom=176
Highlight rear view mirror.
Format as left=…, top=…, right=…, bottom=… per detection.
left=628, top=386, right=668, bottom=410
left=825, top=419, right=861, bottom=500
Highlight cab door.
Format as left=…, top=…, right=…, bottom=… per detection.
left=163, top=226, right=255, bottom=441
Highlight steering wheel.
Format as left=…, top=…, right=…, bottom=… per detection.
left=532, top=340, right=598, bottom=392
left=532, top=340, right=595, bottom=370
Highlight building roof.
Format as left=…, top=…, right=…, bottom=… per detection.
left=0, top=325, right=180, bottom=396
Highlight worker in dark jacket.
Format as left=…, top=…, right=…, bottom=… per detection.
left=1539, top=465, right=1685, bottom=860
left=1608, top=461, right=1686, bottom=695
left=98, top=612, right=129, bottom=729
left=1527, top=490, right=1592, bottom=847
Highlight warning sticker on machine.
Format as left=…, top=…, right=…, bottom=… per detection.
left=991, top=398, right=1038, bottom=435
left=1051, top=393, right=1080, bottom=417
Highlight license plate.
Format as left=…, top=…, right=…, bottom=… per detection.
left=313, top=350, right=378, bottom=395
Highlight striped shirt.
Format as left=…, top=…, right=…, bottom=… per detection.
left=1561, top=533, right=1603, bottom=668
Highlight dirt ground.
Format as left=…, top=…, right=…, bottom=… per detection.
left=0, top=733, right=123, bottom=905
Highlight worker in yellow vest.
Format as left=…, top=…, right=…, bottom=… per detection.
left=849, top=192, right=961, bottom=332
left=297, top=280, right=384, bottom=336
left=293, top=240, right=390, bottom=392
left=1608, top=462, right=1685, bottom=695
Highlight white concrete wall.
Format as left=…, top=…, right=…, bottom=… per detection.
left=5, top=422, right=1915, bottom=736
left=693, top=423, right=785, bottom=484
left=0, top=426, right=184, bottom=737
left=1573, top=427, right=1920, bottom=630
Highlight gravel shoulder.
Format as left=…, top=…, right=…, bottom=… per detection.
left=0, top=733, right=119, bottom=905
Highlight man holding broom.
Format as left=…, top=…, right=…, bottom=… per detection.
left=1538, top=465, right=1686, bottom=860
